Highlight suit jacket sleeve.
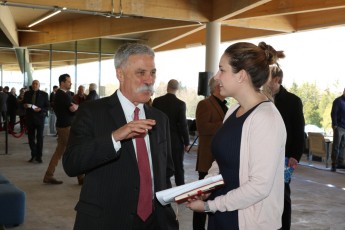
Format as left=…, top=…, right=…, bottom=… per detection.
left=290, top=97, right=305, bottom=161
left=196, top=98, right=223, bottom=136
left=178, top=102, right=190, bottom=145
left=63, top=102, right=119, bottom=176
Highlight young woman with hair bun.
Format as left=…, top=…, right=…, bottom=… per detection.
left=187, top=42, right=287, bottom=230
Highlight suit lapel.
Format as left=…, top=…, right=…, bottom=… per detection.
left=144, top=105, right=159, bottom=179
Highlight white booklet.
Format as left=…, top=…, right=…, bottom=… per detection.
left=156, top=174, right=224, bottom=206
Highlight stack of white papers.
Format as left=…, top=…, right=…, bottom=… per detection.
left=156, top=174, right=223, bottom=205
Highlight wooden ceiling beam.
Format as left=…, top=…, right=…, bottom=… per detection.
left=212, top=0, right=272, bottom=21
left=155, top=25, right=284, bottom=52
left=296, top=8, right=345, bottom=30
left=231, top=0, right=345, bottom=19
left=6, top=0, right=210, bottom=22
left=144, top=25, right=205, bottom=50
left=19, top=16, right=198, bottom=47
left=0, top=50, right=17, bottom=63
left=0, top=6, right=19, bottom=46
left=155, top=30, right=208, bottom=51
left=224, top=15, right=297, bottom=32
left=220, top=26, right=284, bottom=42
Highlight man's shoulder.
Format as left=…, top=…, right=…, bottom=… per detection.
left=278, top=89, right=302, bottom=104
left=39, top=90, right=48, bottom=96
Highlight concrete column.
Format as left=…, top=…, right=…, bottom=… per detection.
left=205, top=22, right=221, bottom=76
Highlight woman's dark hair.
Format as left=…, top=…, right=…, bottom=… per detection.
left=224, top=42, right=285, bottom=90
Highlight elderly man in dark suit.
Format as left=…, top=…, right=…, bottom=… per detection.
left=152, top=79, right=190, bottom=187
left=193, top=76, right=227, bottom=230
left=63, top=43, right=178, bottom=230
left=23, top=80, right=49, bottom=163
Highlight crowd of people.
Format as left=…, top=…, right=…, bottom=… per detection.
left=7, top=41, right=342, bottom=230
left=0, top=83, right=100, bottom=134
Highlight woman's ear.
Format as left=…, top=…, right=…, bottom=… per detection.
left=237, top=69, right=247, bottom=83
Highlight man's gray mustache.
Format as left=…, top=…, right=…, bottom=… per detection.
left=137, top=85, right=154, bottom=93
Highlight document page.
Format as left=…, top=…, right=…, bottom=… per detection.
left=156, top=174, right=223, bottom=205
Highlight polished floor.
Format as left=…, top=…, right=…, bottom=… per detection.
left=1, top=129, right=345, bottom=230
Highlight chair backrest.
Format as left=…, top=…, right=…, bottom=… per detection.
left=308, top=132, right=326, bottom=157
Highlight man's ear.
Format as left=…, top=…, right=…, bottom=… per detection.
left=273, top=76, right=281, bottom=84
left=116, top=68, right=124, bottom=81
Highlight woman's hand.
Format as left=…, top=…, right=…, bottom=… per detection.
left=186, top=193, right=211, bottom=212
left=186, top=199, right=205, bottom=212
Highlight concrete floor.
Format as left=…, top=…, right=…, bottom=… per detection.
left=1, top=130, right=345, bottom=230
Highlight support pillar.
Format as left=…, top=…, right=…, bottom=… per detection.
left=205, top=22, right=221, bottom=76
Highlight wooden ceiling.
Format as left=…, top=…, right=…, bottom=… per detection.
left=1, top=0, right=345, bottom=71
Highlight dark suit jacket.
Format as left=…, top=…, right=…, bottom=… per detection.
left=195, top=95, right=226, bottom=172
left=274, top=85, right=305, bottom=161
left=63, top=91, right=178, bottom=230
left=152, top=93, right=189, bottom=149
left=23, top=90, right=49, bottom=125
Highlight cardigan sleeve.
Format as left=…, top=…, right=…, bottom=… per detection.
left=208, top=103, right=286, bottom=212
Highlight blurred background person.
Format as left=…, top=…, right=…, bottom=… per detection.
left=86, top=83, right=99, bottom=101
left=16, top=88, right=26, bottom=132
left=265, top=65, right=305, bottom=230
left=0, top=86, right=8, bottom=130
left=49, top=85, right=58, bottom=135
left=7, top=87, right=18, bottom=132
left=152, top=79, right=190, bottom=187
left=23, top=80, right=49, bottom=163
left=73, top=85, right=87, bottom=105
left=331, top=88, right=345, bottom=172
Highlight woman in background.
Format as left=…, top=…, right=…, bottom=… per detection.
left=187, top=41, right=286, bottom=230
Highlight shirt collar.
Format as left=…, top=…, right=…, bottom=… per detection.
left=117, top=90, right=145, bottom=122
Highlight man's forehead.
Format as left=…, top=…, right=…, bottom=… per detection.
left=127, top=54, right=155, bottom=66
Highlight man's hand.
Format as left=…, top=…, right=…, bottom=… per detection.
left=112, top=119, right=156, bottom=141
left=69, top=103, right=79, bottom=112
left=288, top=157, right=298, bottom=169
left=184, top=145, right=190, bottom=152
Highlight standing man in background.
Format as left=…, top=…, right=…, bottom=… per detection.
left=86, top=83, right=100, bottom=101
left=72, top=85, right=87, bottom=105
left=193, top=76, right=227, bottom=230
left=49, top=85, right=58, bottom=135
left=0, top=86, right=8, bottom=130
left=152, top=79, right=190, bottom=187
left=43, top=74, right=82, bottom=185
left=266, top=66, right=305, bottom=230
left=331, top=88, right=345, bottom=172
left=23, top=80, right=49, bottom=163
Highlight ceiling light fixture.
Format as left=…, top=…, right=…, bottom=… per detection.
left=28, top=10, right=61, bottom=28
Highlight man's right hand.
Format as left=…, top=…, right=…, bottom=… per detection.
left=69, top=103, right=79, bottom=112
left=112, top=119, right=156, bottom=141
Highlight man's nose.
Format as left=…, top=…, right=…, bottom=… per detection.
left=143, top=73, right=155, bottom=84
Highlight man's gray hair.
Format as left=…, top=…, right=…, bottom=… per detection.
left=89, top=83, right=97, bottom=91
left=114, top=43, right=155, bottom=68
left=208, top=76, right=218, bottom=94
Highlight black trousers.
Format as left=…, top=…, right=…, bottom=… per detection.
left=167, top=144, right=185, bottom=187
left=281, top=182, right=291, bottom=230
left=27, top=120, right=45, bottom=160
left=193, top=171, right=208, bottom=230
